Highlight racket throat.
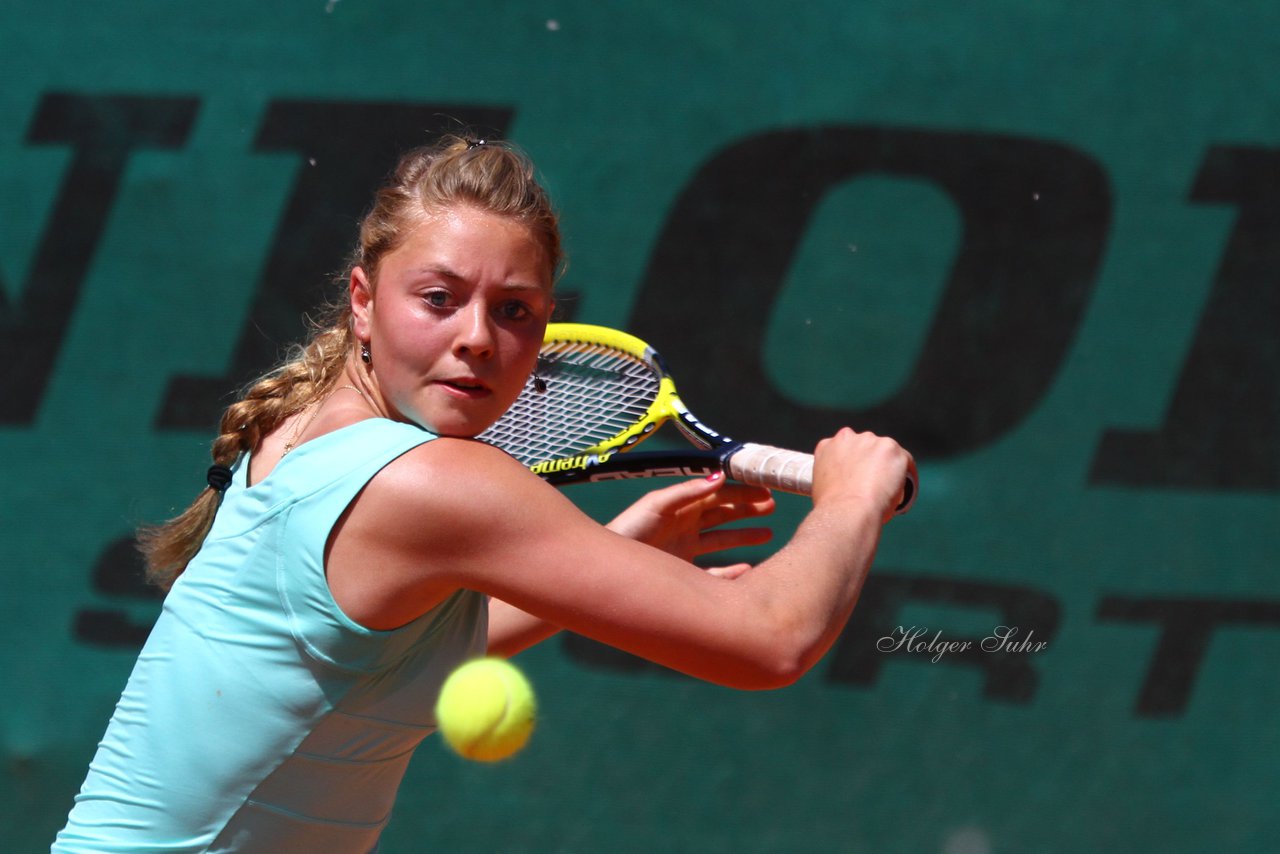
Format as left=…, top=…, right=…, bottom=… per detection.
left=670, top=398, right=736, bottom=451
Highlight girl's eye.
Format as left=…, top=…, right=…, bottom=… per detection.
left=423, top=290, right=452, bottom=308
left=499, top=301, right=532, bottom=321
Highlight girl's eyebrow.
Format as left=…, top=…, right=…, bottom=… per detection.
left=412, top=263, right=459, bottom=279
left=412, top=265, right=548, bottom=293
left=499, top=281, right=550, bottom=293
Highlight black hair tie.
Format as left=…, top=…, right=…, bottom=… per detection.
left=206, top=464, right=233, bottom=492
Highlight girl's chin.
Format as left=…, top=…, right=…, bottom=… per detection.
left=398, top=411, right=494, bottom=439
left=390, top=393, right=514, bottom=439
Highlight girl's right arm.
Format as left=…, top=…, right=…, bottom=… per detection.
left=328, top=427, right=913, bottom=690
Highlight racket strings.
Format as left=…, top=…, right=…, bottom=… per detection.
left=479, top=342, right=661, bottom=465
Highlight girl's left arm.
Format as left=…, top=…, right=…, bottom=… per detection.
left=487, top=598, right=560, bottom=657
left=486, top=475, right=776, bottom=656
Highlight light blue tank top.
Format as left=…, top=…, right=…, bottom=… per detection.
left=54, top=419, right=488, bottom=853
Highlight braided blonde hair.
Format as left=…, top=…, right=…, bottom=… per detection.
left=140, top=136, right=563, bottom=590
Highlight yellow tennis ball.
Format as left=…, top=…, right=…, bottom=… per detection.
left=435, top=657, right=536, bottom=762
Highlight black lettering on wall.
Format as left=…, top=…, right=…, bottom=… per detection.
left=828, top=573, right=1061, bottom=702
left=73, top=536, right=163, bottom=648
left=561, top=633, right=668, bottom=676
left=1097, top=595, right=1280, bottom=717
left=0, top=93, right=198, bottom=423
left=157, top=102, right=512, bottom=429
left=629, top=127, right=1111, bottom=457
left=1091, top=146, right=1280, bottom=491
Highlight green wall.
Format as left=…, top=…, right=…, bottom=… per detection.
left=2, top=2, right=1277, bottom=851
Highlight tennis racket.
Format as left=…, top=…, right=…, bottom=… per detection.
left=479, top=323, right=916, bottom=515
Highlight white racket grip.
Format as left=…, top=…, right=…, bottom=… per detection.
left=727, top=443, right=814, bottom=495
left=727, top=442, right=917, bottom=515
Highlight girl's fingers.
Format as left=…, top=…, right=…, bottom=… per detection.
left=694, top=525, right=774, bottom=556
left=702, top=562, right=753, bottom=580
left=636, top=475, right=724, bottom=514
left=691, top=480, right=772, bottom=517
left=699, top=493, right=776, bottom=530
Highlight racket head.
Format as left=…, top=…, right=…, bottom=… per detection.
left=478, top=323, right=685, bottom=466
left=482, top=322, right=916, bottom=514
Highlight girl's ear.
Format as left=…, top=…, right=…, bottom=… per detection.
left=350, top=267, right=373, bottom=340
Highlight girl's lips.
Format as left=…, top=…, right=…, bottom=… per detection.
left=437, top=378, right=492, bottom=397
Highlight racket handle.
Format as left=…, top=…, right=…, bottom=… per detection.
left=727, top=443, right=814, bottom=494
left=727, top=443, right=916, bottom=516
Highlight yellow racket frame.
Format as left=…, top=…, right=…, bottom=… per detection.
left=538, top=322, right=714, bottom=456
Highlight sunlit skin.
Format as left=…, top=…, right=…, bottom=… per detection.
left=350, top=205, right=555, bottom=437
left=252, top=204, right=913, bottom=687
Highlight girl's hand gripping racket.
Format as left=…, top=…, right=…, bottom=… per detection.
left=479, top=323, right=916, bottom=515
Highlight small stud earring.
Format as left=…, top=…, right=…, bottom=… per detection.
left=360, top=342, right=371, bottom=364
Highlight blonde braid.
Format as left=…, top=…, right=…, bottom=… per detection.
left=140, top=312, right=354, bottom=590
